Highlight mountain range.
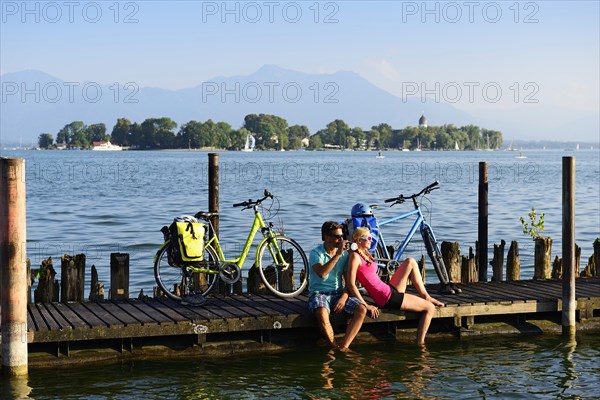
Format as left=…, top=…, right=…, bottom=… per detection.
left=1, top=65, right=598, bottom=145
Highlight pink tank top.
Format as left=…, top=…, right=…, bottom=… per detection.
left=355, top=255, right=391, bottom=307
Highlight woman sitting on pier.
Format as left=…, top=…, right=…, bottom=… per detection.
left=346, top=227, right=444, bottom=346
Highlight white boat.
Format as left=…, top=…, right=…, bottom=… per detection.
left=376, top=150, right=385, bottom=159
left=414, top=137, right=421, bottom=151
left=91, top=141, right=122, bottom=151
left=454, top=141, right=460, bottom=150
left=515, top=152, right=527, bottom=159
left=242, top=134, right=255, bottom=152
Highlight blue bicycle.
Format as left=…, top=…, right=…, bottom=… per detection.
left=350, top=181, right=461, bottom=295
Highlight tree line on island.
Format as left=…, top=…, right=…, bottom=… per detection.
left=37, top=114, right=503, bottom=151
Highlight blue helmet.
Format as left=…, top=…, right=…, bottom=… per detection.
left=351, top=203, right=373, bottom=217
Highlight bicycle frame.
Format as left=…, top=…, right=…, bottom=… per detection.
left=194, top=207, right=284, bottom=274
left=375, top=204, right=438, bottom=263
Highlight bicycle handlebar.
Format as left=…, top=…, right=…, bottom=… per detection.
left=233, top=189, right=274, bottom=209
left=384, top=181, right=440, bottom=205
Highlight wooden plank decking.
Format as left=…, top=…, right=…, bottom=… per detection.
left=19, top=277, right=600, bottom=363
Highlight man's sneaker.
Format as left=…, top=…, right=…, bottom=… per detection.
left=438, top=283, right=456, bottom=295
left=181, top=294, right=207, bottom=306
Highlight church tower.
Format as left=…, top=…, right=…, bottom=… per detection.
left=418, top=114, right=428, bottom=128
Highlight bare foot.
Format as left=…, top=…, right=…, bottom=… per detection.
left=337, top=346, right=358, bottom=354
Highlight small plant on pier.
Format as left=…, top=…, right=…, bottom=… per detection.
left=520, top=207, right=545, bottom=239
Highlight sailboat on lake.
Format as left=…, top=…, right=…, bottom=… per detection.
left=242, top=134, right=255, bottom=152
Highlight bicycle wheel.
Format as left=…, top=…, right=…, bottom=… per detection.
left=154, top=241, right=220, bottom=301
left=256, top=235, right=308, bottom=298
left=421, top=226, right=451, bottom=285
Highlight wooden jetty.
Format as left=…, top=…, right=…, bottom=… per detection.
left=24, top=278, right=600, bottom=366
left=3, top=155, right=597, bottom=373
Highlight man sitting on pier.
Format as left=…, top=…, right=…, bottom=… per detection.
left=308, top=221, right=368, bottom=351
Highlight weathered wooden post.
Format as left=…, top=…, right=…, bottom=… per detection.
left=492, top=240, right=506, bottom=281
left=110, top=253, right=130, bottom=300
left=441, top=241, right=461, bottom=283
left=207, top=153, right=242, bottom=294
left=534, top=237, right=552, bottom=279
left=208, top=153, right=219, bottom=238
left=1, top=157, right=28, bottom=376
left=61, top=254, right=86, bottom=302
left=562, top=156, right=576, bottom=336
left=461, top=247, right=477, bottom=283
left=417, top=255, right=426, bottom=282
left=506, top=240, right=520, bottom=281
left=595, top=239, right=600, bottom=277
left=26, top=259, right=31, bottom=304
left=33, top=257, right=59, bottom=303
left=552, top=245, right=581, bottom=279
left=478, top=162, right=488, bottom=282
left=584, top=239, right=600, bottom=277
left=89, top=265, right=105, bottom=301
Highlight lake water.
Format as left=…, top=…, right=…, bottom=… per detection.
left=1, top=332, right=599, bottom=399
left=3, top=148, right=598, bottom=293
left=1, top=148, right=599, bottom=398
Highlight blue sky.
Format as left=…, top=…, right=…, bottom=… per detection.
left=1, top=1, right=599, bottom=141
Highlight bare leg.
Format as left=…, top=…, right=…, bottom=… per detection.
left=314, top=308, right=338, bottom=348
left=400, top=293, right=435, bottom=345
left=339, top=304, right=367, bottom=351
left=390, top=258, right=444, bottom=306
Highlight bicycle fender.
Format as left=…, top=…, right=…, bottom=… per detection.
left=154, top=240, right=171, bottom=264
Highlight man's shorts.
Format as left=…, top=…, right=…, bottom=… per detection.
left=308, top=291, right=363, bottom=315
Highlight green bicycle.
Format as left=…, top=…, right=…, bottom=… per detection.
left=153, top=190, right=309, bottom=302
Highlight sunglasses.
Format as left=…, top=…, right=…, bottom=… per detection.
left=360, top=236, right=373, bottom=242
left=328, top=234, right=344, bottom=239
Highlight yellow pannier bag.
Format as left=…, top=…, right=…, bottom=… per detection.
left=170, top=217, right=205, bottom=263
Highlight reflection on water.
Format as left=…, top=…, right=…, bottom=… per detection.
left=0, top=376, right=32, bottom=400
left=5, top=333, right=596, bottom=399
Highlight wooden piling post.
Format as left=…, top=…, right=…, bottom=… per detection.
left=110, top=253, right=130, bottom=300
left=1, top=157, right=28, bottom=376
left=492, top=240, right=506, bottom=281
left=61, top=254, right=86, bottom=302
left=534, top=237, right=552, bottom=279
left=417, top=255, right=426, bottom=282
left=584, top=239, right=600, bottom=277
left=441, top=241, right=461, bottom=283
left=595, top=239, right=600, bottom=277
left=208, top=153, right=219, bottom=238
left=33, top=257, right=59, bottom=303
left=461, top=247, right=477, bottom=283
left=89, top=265, right=105, bottom=301
left=506, top=241, right=520, bottom=281
left=26, top=258, right=32, bottom=304
left=478, top=162, right=488, bottom=282
left=551, top=256, right=562, bottom=279
left=562, top=156, right=576, bottom=336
